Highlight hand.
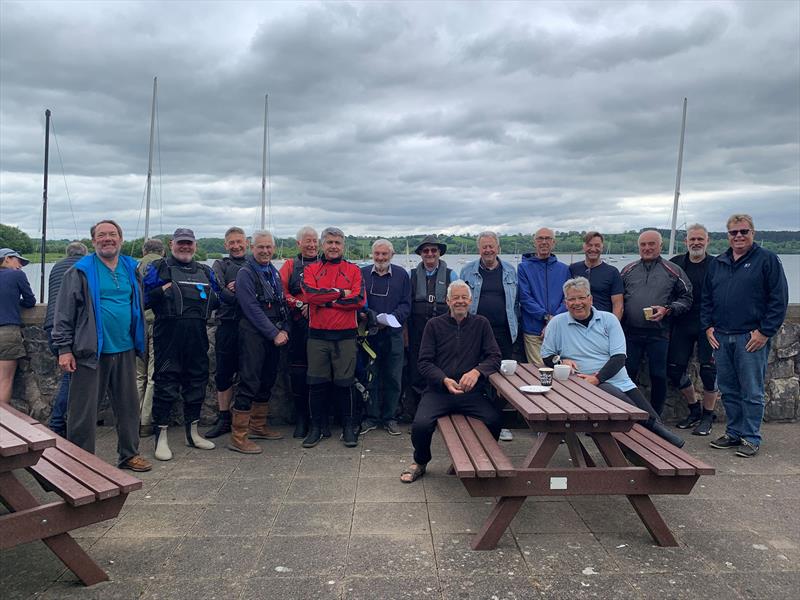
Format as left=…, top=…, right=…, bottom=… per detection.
left=58, top=352, right=77, bottom=373
left=576, top=373, right=599, bottom=386
left=443, top=378, right=464, bottom=395
left=706, top=327, right=719, bottom=350
left=273, top=331, right=289, bottom=346
left=161, top=282, right=172, bottom=291
left=560, top=359, right=579, bottom=371
left=226, top=281, right=236, bottom=292
left=358, top=312, right=368, bottom=322
left=301, top=304, right=309, bottom=319
left=458, top=369, right=480, bottom=393
left=650, top=305, right=669, bottom=322
left=746, top=329, right=768, bottom=352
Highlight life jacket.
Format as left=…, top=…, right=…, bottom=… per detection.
left=242, top=260, right=288, bottom=324
left=157, top=257, right=216, bottom=320
left=411, top=260, right=451, bottom=319
left=288, top=254, right=318, bottom=296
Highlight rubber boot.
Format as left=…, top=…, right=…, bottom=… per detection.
left=228, top=409, right=262, bottom=454
left=321, top=418, right=332, bottom=438
left=248, top=403, right=284, bottom=440
left=341, top=417, right=359, bottom=448
left=292, top=392, right=309, bottom=439
left=336, top=385, right=359, bottom=448
left=303, top=384, right=326, bottom=448
left=204, top=410, right=231, bottom=439
left=676, top=402, right=702, bottom=429
left=154, top=425, right=173, bottom=461
left=186, top=420, right=215, bottom=449
left=648, top=419, right=685, bottom=448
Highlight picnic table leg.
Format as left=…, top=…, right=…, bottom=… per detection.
left=565, top=433, right=595, bottom=468
left=591, top=433, right=678, bottom=547
left=0, top=472, right=109, bottom=586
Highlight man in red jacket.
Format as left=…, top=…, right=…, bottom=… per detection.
left=301, top=227, right=366, bottom=448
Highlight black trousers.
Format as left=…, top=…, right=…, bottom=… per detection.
left=288, top=317, right=310, bottom=416
left=233, top=322, right=280, bottom=411
left=667, top=321, right=717, bottom=392
left=214, top=319, right=240, bottom=392
left=152, top=318, right=209, bottom=426
left=411, top=389, right=503, bottom=466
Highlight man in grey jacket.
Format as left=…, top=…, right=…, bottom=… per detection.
left=621, top=230, right=693, bottom=416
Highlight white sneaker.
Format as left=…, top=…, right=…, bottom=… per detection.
left=499, top=428, right=513, bottom=442
left=155, top=426, right=173, bottom=461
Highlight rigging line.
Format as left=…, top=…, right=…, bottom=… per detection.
left=156, top=91, right=163, bottom=235
left=267, top=99, right=272, bottom=231
left=49, top=119, right=80, bottom=239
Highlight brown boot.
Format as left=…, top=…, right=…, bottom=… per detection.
left=228, top=409, right=262, bottom=454
left=248, top=402, right=284, bottom=440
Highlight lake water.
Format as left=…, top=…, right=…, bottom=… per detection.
left=21, top=253, right=800, bottom=303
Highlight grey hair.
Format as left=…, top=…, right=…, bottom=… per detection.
left=563, top=276, right=591, bottom=297
left=476, top=231, right=499, bottom=246
left=320, top=227, right=345, bottom=243
left=686, top=223, right=708, bottom=237
left=446, top=279, right=472, bottom=300
left=638, top=229, right=662, bottom=243
left=251, top=229, right=274, bottom=243
left=66, top=241, right=89, bottom=257
left=224, top=226, right=245, bottom=238
left=296, top=226, right=318, bottom=241
left=372, top=239, right=394, bottom=253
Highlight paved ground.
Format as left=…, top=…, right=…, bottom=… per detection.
left=2, top=421, right=799, bottom=600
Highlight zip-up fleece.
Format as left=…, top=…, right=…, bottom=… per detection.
left=621, top=257, right=693, bottom=334
left=517, top=253, right=570, bottom=335
left=302, top=257, right=366, bottom=340
left=700, top=243, right=788, bottom=338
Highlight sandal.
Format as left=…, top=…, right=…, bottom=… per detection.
left=400, top=463, right=426, bottom=484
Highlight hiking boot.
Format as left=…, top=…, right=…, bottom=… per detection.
left=692, top=411, right=715, bottom=436
left=499, top=428, right=514, bottom=442
left=676, top=403, right=702, bottom=429
left=302, top=425, right=323, bottom=448
left=292, top=415, right=309, bottom=439
left=735, top=439, right=759, bottom=458
left=360, top=418, right=379, bottom=435
left=710, top=433, right=741, bottom=449
left=321, top=420, right=332, bottom=438
left=204, top=411, right=231, bottom=439
left=384, top=420, right=402, bottom=436
left=228, top=409, right=262, bottom=454
left=121, top=455, right=152, bottom=472
left=341, top=419, right=359, bottom=448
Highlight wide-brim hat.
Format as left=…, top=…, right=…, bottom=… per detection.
left=0, top=247, right=30, bottom=266
left=414, top=235, right=447, bottom=256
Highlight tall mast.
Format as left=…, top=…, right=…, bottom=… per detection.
left=40, top=109, right=51, bottom=303
left=261, top=93, right=268, bottom=230
left=668, top=98, right=687, bottom=256
left=144, top=76, right=157, bottom=242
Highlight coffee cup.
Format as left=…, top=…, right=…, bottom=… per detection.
left=554, top=364, right=571, bottom=381
left=643, top=307, right=655, bottom=321
left=538, top=367, right=554, bottom=387
left=500, top=360, right=518, bottom=375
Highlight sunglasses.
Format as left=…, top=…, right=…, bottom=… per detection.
left=421, top=247, right=439, bottom=254
left=727, top=229, right=751, bottom=237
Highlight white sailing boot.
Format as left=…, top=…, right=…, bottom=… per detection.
left=186, top=420, right=215, bottom=450
left=154, top=425, right=173, bottom=461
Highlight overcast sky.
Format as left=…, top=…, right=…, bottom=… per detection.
left=1, top=0, right=798, bottom=242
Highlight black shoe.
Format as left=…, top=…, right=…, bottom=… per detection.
left=649, top=420, right=685, bottom=448
left=710, top=434, right=741, bottom=449
left=692, top=412, right=715, bottom=436
left=321, top=420, right=332, bottom=438
left=204, top=411, right=231, bottom=439
left=293, top=417, right=309, bottom=439
left=676, top=404, right=702, bottom=429
left=341, top=420, right=359, bottom=448
left=735, top=439, right=759, bottom=457
left=302, top=426, right=323, bottom=448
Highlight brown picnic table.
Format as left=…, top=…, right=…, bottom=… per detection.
left=0, top=404, right=142, bottom=586
left=439, top=363, right=714, bottom=550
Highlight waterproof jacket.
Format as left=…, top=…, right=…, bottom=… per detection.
left=517, top=253, right=570, bottom=335
left=280, top=254, right=320, bottom=320
left=212, top=255, right=246, bottom=321
left=620, top=257, right=692, bottom=334
left=700, top=243, right=788, bottom=338
left=460, top=259, right=520, bottom=342
left=302, top=257, right=366, bottom=340
left=51, top=254, right=146, bottom=369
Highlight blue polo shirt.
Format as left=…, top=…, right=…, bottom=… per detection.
left=541, top=308, right=634, bottom=392
left=96, top=257, right=134, bottom=354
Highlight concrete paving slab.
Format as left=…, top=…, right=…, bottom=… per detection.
left=627, top=573, right=746, bottom=600
left=143, top=477, right=226, bottom=504
left=296, top=453, right=361, bottom=477
left=355, top=476, right=426, bottom=503
left=0, top=540, right=70, bottom=599
left=57, top=536, right=181, bottom=581
left=343, top=575, right=442, bottom=599
left=357, top=453, right=412, bottom=477
left=422, top=474, right=491, bottom=503
left=39, top=578, right=150, bottom=600
left=139, top=576, right=246, bottom=600
left=509, top=500, right=589, bottom=534
left=352, top=502, right=430, bottom=535
left=681, top=530, right=799, bottom=572
left=345, top=534, right=436, bottom=578
left=254, top=534, right=348, bottom=578
left=516, top=532, right=619, bottom=577
left=724, top=571, right=800, bottom=600
left=229, top=456, right=301, bottom=479
left=216, top=477, right=291, bottom=504
left=189, top=502, right=279, bottom=537
left=440, top=574, right=545, bottom=599
left=163, top=535, right=263, bottom=577
left=240, top=576, right=343, bottom=599
left=434, top=533, right=527, bottom=576
left=427, top=501, right=495, bottom=534
left=271, top=502, right=354, bottom=536
left=595, top=532, right=715, bottom=574
left=535, top=574, right=641, bottom=599
left=105, top=504, right=207, bottom=538
left=285, top=476, right=358, bottom=503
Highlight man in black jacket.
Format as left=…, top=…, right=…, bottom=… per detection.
left=400, top=280, right=501, bottom=483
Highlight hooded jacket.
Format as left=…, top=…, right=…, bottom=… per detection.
left=517, top=253, right=570, bottom=335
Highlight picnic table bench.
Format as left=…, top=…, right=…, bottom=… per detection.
left=0, top=404, right=142, bottom=586
left=438, top=363, right=714, bottom=550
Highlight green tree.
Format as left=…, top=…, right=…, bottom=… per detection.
left=0, top=224, right=34, bottom=253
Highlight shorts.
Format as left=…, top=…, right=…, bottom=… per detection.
left=306, top=338, right=357, bottom=387
left=0, top=325, right=26, bottom=360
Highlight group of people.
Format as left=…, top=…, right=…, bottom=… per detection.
left=0, top=212, right=788, bottom=480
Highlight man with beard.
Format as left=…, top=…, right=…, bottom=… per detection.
left=568, top=231, right=623, bottom=320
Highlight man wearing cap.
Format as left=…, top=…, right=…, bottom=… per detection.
left=144, top=227, right=222, bottom=461
left=0, top=248, right=36, bottom=404
left=405, top=235, right=455, bottom=419
left=50, top=220, right=151, bottom=471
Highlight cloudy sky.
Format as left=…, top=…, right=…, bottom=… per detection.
left=1, top=0, right=798, bottom=241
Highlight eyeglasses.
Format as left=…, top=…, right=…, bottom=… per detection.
left=421, top=247, right=439, bottom=255
left=727, top=229, right=751, bottom=237
left=535, top=236, right=554, bottom=242
left=369, top=277, right=390, bottom=297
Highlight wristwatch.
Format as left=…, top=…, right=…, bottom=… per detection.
left=295, top=300, right=304, bottom=309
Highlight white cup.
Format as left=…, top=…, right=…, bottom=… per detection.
left=500, top=360, right=518, bottom=375
left=554, top=364, right=571, bottom=381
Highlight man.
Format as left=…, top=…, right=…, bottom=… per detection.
left=568, top=231, right=624, bottom=320
left=667, top=224, right=718, bottom=436
left=360, top=239, right=411, bottom=436
left=400, top=281, right=502, bottom=483
left=518, top=227, right=570, bottom=365
left=135, top=238, right=165, bottom=439
left=405, top=235, right=455, bottom=419
left=51, top=220, right=151, bottom=471
left=460, top=231, right=519, bottom=441
left=228, top=231, right=289, bottom=453
left=541, top=277, right=683, bottom=447
left=205, top=227, right=248, bottom=439
left=44, top=241, right=88, bottom=436
left=702, top=214, right=788, bottom=457
left=280, top=226, right=320, bottom=438
left=621, top=230, right=693, bottom=416
left=144, top=227, right=221, bottom=460
left=301, top=227, right=366, bottom=448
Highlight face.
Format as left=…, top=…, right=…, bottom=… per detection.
left=583, top=236, right=603, bottom=262
left=297, top=233, right=318, bottom=258
left=170, top=239, right=197, bottom=263
left=92, top=222, right=122, bottom=260
left=478, top=237, right=499, bottom=265
left=420, top=245, right=440, bottom=269
left=638, top=231, right=662, bottom=261
left=322, top=235, right=344, bottom=260
left=372, top=244, right=392, bottom=273
left=727, top=219, right=755, bottom=254
left=446, top=285, right=472, bottom=319
left=565, top=287, right=593, bottom=320
left=533, top=228, right=555, bottom=258
left=2, top=256, right=23, bottom=269
left=224, top=233, right=247, bottom=258
left=685, top=229, right=708, bottom=259
left=252, top=235, right=275, bottom=265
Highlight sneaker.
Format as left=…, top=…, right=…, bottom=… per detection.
left=499, top=428, right=514, bottom=442
left=676, top=406, right=702, bottom=430
left=692, top=412, right=715, bottom=436
left=710, top=434, right=741, bottom=449
left=735, top=439, right=759, bottom=458
left=384, top=420, right=402, bottom=436
left=360, top=419, right=379, bottom=435
left=121, top=455, right=152, bottom=472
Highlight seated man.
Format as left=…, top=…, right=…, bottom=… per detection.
left=400, top=280, right=502, bottom=483
left=541, top=277, right=684, bottom=448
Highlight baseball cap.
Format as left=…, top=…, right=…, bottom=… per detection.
left=172, top=228, right=196, bottom=242
left=0, top=248, right=30, bottom=266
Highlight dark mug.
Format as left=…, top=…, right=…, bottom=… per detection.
left=538, top=367, right=554, bottom=387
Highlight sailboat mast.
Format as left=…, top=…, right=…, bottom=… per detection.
left=260, top=94, right=269, bottom=230
left=144, top=76, right=157, bottom=242
left=40, top=109, right=51, bottom=303
left=668, top=97, right=687, bottom=256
